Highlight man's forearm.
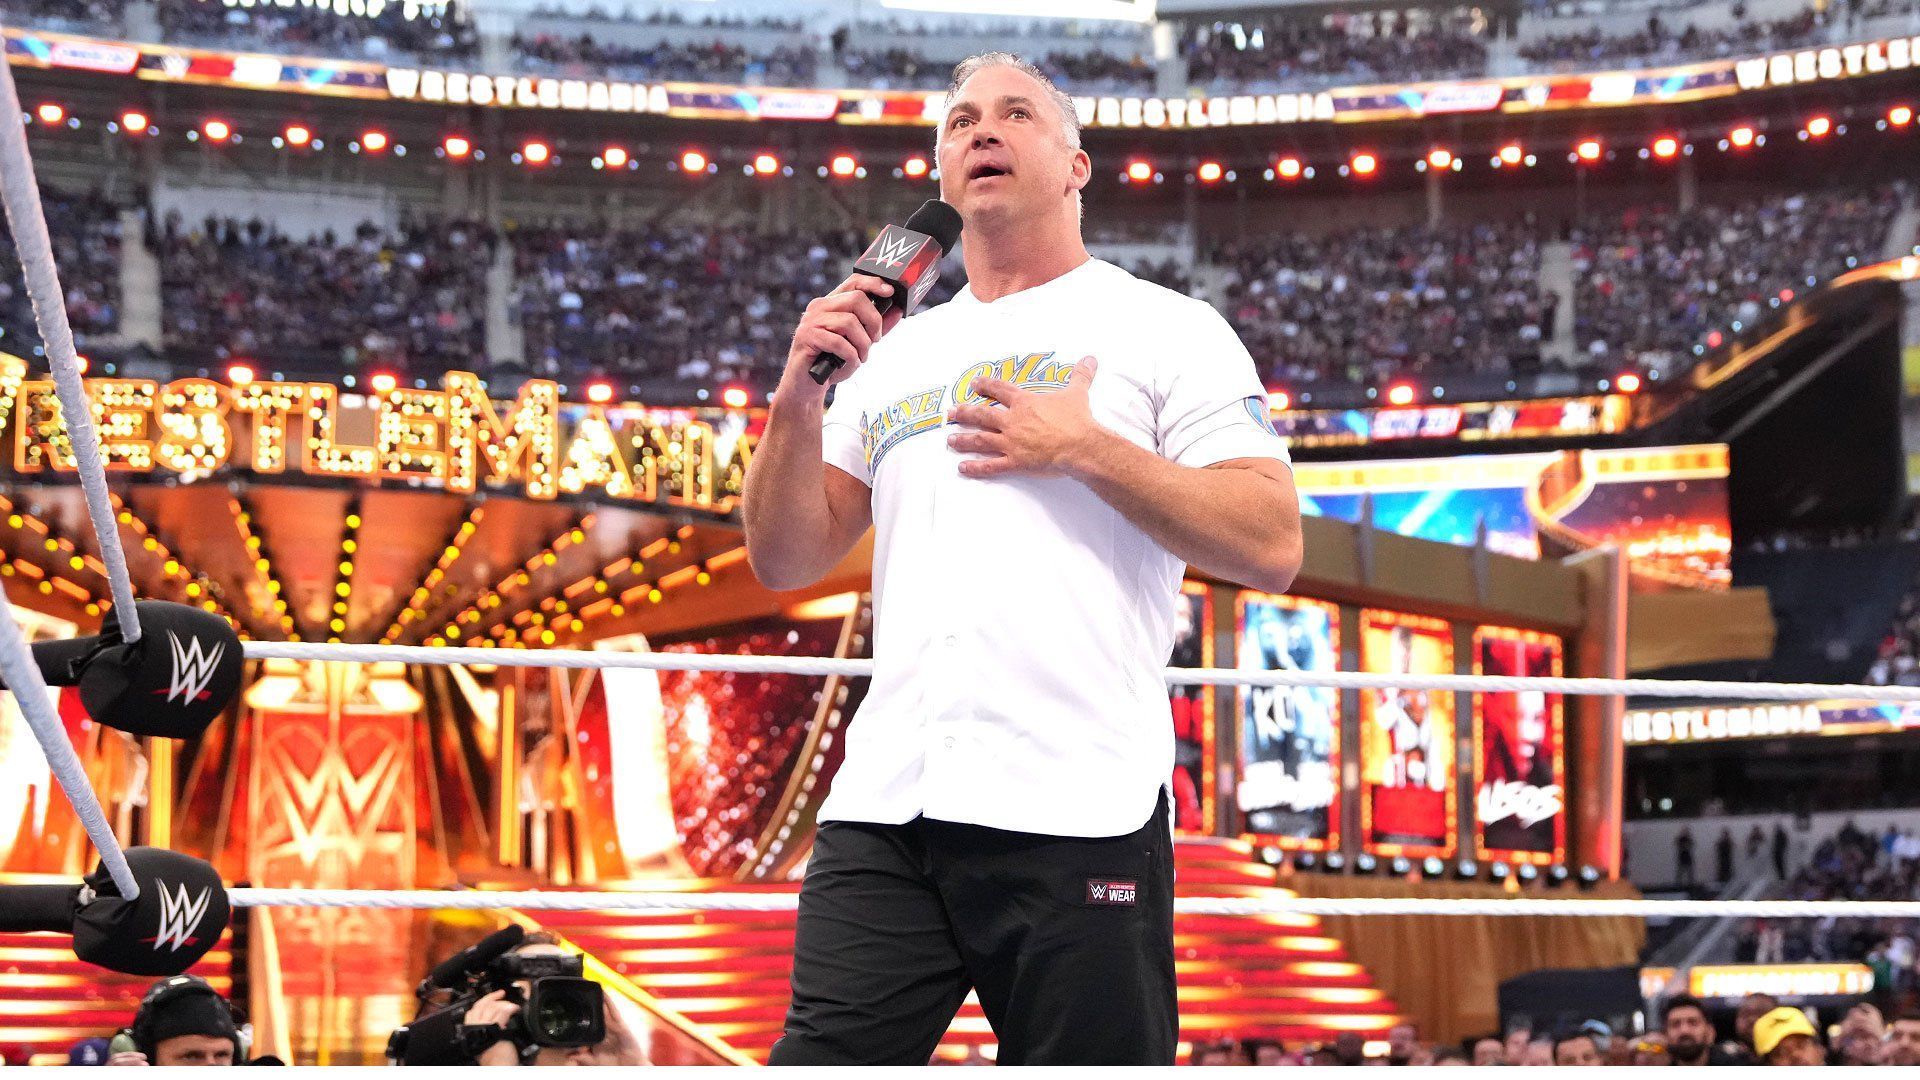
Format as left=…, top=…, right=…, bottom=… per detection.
left=741, top=385, right=836, bottom=588
left=1066, top=429, right=1300, bottom=593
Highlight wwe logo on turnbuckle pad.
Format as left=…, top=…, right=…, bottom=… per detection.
left=160, top=631, right=225, bottom=705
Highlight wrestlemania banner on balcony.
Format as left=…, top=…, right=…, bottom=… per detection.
left=0, top=356, right=754, bottom=515
left=7, top=26, right=1920, bottom=128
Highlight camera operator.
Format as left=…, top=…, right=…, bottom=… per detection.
left=106, top=975, right=246, bottom=1067
left=462, top=932, right=647, bottom=1067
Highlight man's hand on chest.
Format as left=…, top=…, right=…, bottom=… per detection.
left=945, top=355, right=1112, bottom=479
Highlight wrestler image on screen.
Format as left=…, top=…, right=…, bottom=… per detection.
left=1360, top=611, right=1456, bottom=857
left=1473, top=629, right=1566, bottom=863
left=1168, top=587, right=1213, bottom=833
left=1234, top=594, right=1340, bottom=849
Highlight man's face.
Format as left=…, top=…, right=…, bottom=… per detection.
left=153, top=1034, right=234, bottom=1066
left=1737, top=995, right=1777, bottom=1041
left=936, top=64, right=1088, bottom=229
left=1665, top=1004, right=1714, bottom=1058
left=1253, top=1043, right=1286, bottom=1066
left=1889, top=1020, right=1920, bottom=1065
left=1837, top=1035, right=1884, bottom=1065
left=1388, top=1024, right=1418, bottom=1058
left=1554, top=1036, right=1601, bottom=1066
left=1520, top=1040, right=1553, bottom=1067
left=1767, top=1033, right=1825, bottom=1066
left=1472, top=1038, right=1505, bottom=1066
left=1503, top=1027, right=1531, bottom=1060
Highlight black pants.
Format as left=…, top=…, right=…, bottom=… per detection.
left=768, top=793, right=1176, bottom=1065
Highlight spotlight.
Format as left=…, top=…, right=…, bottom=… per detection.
left=1615, top=372, right=1642, bottom=393
left=35, top=103, right=64, bottom=125
left=1258, top=845, right=1284, bottom=867
left=829, top=154, right=858, bottom=177
left=1805, top=115, right=1832, bottom=138
left=753, top=152, right=780, bottom=175
left=1385, top=382, right=1416, bottom=407
left=1350, top=152, right=1378, bottom=176
left=522, top=140, right=550, bottom=165
left=1196, top=160, right=1223, bottom=183
left=1548, top=865, right=1571, bottom=887
left=443, top=135, right=473, bottom=158
left=1578, top=865, right=1602, bottom=889
left=1891, top=105, right=1914, bottom=127
left=1275, top=156, right=1302, bottom=179
left=1323, top=852, right=1346, bottom=873
left=1268, top=389, right=1291, bottom=411
left=1422, top=857, right=1446, bottom=879
left=1455, top=859, right=1479, bottom=880
left=585, top=381, right=613, bottom=404
left=1651, top=135, right=1679, bottom=159
left=1126, top=159, right=1153, bottom=182
left=1516, top=863, right=1539, bottom=884
left=202, top=119, right=232, bottom=142
left=1489, top=861, right=1512, bottom=882
left=283, top=124, right=312, bottom=147
left=602, top=146, right=628, bottom=168
left=721, top=385, right=750, bottom=409
left=361, top=129, right=388, bottom=153
left=1293, top=851, right=1319, bottom=872
left=1389, top=856, right=1412, bottom=876
left=369, top=372, right=398, bottom=394
left=226, top=363, right=255, bottom=386
left=1426, top=148, right=1453, bottom=169
left=120, top=110, right=149, bottom=134
left=903, top=155, right=929, bottom=178
left=1729, top=125, right=1756, bottom=148
left=1498, top=143, right=1524, bottom=165
left=1355, top=852, right=1379, bottom=874
left=679, top=149, right=707, bottom=172
left=1575, top=138, right=1602, bottom=162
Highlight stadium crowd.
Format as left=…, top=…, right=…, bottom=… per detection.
left=0, top=190, right=121, bottom=345
left=1178, top=12, right=1491, bottom=91
left=1729, top=820, right=1920, bottom=995
left=512, top=31, right=819, bottom=84
left=1518, top=7, right=1834, bottom=67
left=154, top=0, right=480, bottom=60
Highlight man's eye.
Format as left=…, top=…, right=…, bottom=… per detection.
left=1009, top=108, right=1030, bottom=119
left=951, top=116, right=972, bottom=128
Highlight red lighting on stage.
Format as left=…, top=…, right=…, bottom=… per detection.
left=903, top=155, right=929, bottom=177
left=1269, top=389, right=1291, bottom=411
left=443, top=135, right=472, bottom=158
left=1729, top=124, right=1756, bottom=147
left=1615, top=373, right=1642, bottom=394
left=1891, top=105, right=1914, bottom=127
left=1652, top=136, right=1679, bottom=159
left=369, top=372, right=398, bottom=394
left=1386, top=383, right=1416, bottom=406
left=360, top=130, right=388, bottom=152
left=1779, top=288, right=1795, bottom=302
left=35, top=103, right=63, bottom=125
left=202, top=119, right=232, bottom=142
left=679, top=149, right=707, bottom=172
left=284, top=124, right=312, bottom=147
left=1426, top=148, right=1453, bottom=169
left=1576, top=139, right=1602, bottom=161
left=226, top=363, right=255, bottom=385
left=585, top=381, right=614, bottom=404
left=721, top=386, right=750, bottom=409
left=1276, top=156, right=1302, bottom=179
left=1498, top=143, right=1524, bottom=165
left=120, top=110, right=148, bottom=133
left=602, top=146, right=628, bottom=168
left=1197, top=160, right=1223, bottom=183
left=1126, top=159, right=1153, bottom=182
left=830, top=154, right=858, bottom=177
left=1806, top=115, right=1832, bottom=137
left=753, top=152, right=780, bottom=175
left=1350, top=152, right=1378, bottom=176
left=1707, top=331, right=1724, bottom=348
left=523, top=140, right=550, bottom=165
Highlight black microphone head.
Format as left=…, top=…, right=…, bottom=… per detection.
left=79, top=601, right=243, bottom=739
left=904, top=199, right=963, bottom=254
left=427, top=923, right=526, bottom=988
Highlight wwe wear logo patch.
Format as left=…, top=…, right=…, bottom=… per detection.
left=149, top=879, right=213, bottom=952
left=1085, top=879, right=1140, bottom=906
left=160, top=631, right=224, bottom=705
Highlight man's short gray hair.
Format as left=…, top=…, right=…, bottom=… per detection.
left=940, top=52, right=1082, bottom=151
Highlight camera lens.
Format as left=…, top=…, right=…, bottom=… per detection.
left=534, top=996, right=592, bottom=1041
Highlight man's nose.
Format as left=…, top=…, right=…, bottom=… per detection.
left=969, top=125, right=1002, bottom=149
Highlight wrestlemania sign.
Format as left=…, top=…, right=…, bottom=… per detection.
left=0, top=355, right=754, bottom=514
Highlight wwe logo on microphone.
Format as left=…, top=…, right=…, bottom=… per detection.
left=865, top=226, right=920, bottom=270
left=161, top=631, right=224, bottom=705
left=150, top=880, right=213, bottom=952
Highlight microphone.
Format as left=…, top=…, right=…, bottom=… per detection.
left=808, top=199, right=964, bottom=385
left=424, top=923, right=526, bottom=990
left=0, top=600, right=242, bottom=740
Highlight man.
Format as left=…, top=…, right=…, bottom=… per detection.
left=1502, top=1024, right=1533, bottom=1063
left=1663, top=993, right=1741, bottom=1065
left=743, top=51, right=1300, bottom=1067
left=1552, top=1030, right=1602, bottom=1066
left=106, top=976, right=239, bottom=1066
left=1385, top=1022, right=1420, bottom=1066
left=1887, top=1010, right=1920, bottom=1066
left=1734, top=992, right=1779, bottom=1055
left=1752, top=1006, right=1825, bottom=1066
left=1470, top=1036, right=1505, bottom=1066
left=1518, top=1037, right=1554, bottom=1066
left=462, top=931, right=648, bottom=1066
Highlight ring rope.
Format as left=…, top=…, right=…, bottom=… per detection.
left=242, top=639, right=1920, bottom=702
left=0, top=588, right=141, bottom=898
left=0, top=16, right=142, bottom=643
left=221, top=888, right=1920, bottom=919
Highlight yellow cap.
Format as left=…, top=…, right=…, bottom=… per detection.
left=1753, top=1007, right=1818, bottom=1058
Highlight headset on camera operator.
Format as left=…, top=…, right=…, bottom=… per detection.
left=388, top=925, right=646, bottom=1066
left=106, top=975, right=261, bottom=1067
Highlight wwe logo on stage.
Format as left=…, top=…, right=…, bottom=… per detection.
left=865, top=227, right=920, bottom=270
left=150, top=880, right=213, bottom=952
left=161, top=631, right=224, bottom=705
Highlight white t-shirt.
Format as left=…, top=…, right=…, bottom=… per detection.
left=817, top=258, right=1291, bottom=837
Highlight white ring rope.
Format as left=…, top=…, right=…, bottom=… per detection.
left=0, top=587, right=140, bottom=898
left=221, top=888, right=1920, bottom=919
left=243, top=639, right=1920, bottom=703
left=0, top=16, right=141, bottom=643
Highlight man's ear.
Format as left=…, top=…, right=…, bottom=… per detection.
left=1067, top=147, right=1092, bottom=197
